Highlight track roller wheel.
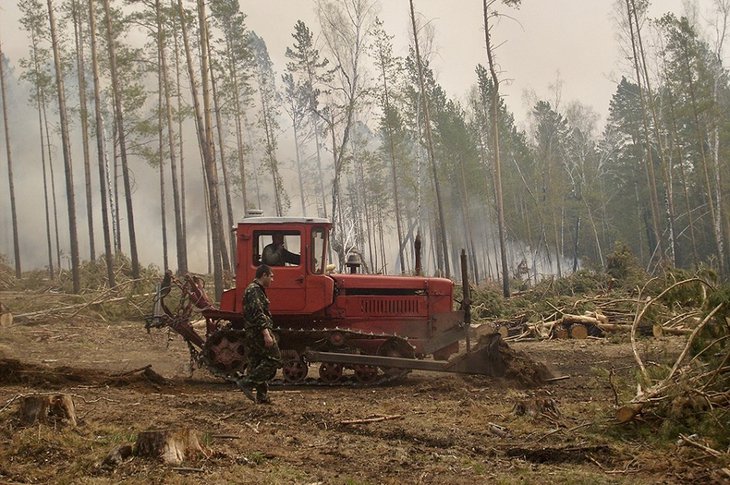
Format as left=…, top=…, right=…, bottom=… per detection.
left=353, top=364, right=379, bottom=384
left=203, top=329, right=247, bottom=375
left=318, top=362, right=343, bottom=383
left=281, top=350, right=308, bottom=383
left=377, top=338, right=415, bottom=379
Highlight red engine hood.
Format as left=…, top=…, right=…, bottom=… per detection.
left=329, top=274, right=454, bottom=295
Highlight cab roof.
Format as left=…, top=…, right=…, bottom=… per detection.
left=238, top=216, right=330, bottom=225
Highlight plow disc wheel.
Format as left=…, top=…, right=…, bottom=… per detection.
left=353, top=364, right=379, bottom=384
left=204, top=330, right=247, bottom=375
left=281, top=351, right=308, bottom=383
left=377, top=338, right=415, bottom=379
left=318, top=362, right=343, bottom=383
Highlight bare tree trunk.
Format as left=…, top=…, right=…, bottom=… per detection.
left=41, top=93, right=62, bottom=274
left=71, top=0, right=95, bottom=262
left=483, top=0, right=510, bottom=297
left=102, top=0, right=140, bottom=279
left=630, top=0, right=677, bottom=267
left=170, top=0, right=187, bottom=244
left=210, top=50, right=236, bottom=271
left=88, top=0, right=115, bottom=287
left=157, top=39, right=169, bottom=272
left=377, top=55, right=405, bottom=274
left=33, top=61, right=55, bottom=278
left=157, top=0, right=187, bottom=274
left=0, top=39, right=21, bottom=278
left=198, top=1, right=230, bottom=276
left=178, top=0, right=223, bottom=296
left=625, top=0, right=664, bottom=269
left=409, top=0, right=450, bottom=278
left=47, top=0, right=81, bottom=292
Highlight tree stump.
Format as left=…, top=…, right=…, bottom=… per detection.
left=0, top=302, right=12, bottom=327
left=17, top=394, right=77, bottom=427
left=134, top=429, right=203, bottom=465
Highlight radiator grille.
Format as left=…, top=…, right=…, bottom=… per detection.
left=360, top=298, right=420, bottom=315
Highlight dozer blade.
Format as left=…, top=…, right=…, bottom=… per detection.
left=443, top=333, right=507, bottom=377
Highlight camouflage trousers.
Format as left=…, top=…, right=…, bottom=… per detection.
left=241, top=331, right=281, bottom=395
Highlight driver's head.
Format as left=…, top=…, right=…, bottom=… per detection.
left=272, top=232, right=284, bottom=245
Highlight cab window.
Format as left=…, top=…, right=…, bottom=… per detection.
left=254, top=231, right=301, bottom=267
left=311, top=227, right=325, bottom=274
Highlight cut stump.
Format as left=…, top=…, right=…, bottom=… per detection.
left=0, top=301, right=12, bottom=327
left=17, top=394, right=77, bottom=427
left=134, top=429, right=203, bottom=465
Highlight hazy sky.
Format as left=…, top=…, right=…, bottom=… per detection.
left=0, top=0, right=712, bottom=125
left=0, top=0, right=721, bottom=272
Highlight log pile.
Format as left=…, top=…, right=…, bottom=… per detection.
left=473, top=278, right=711, bottom=342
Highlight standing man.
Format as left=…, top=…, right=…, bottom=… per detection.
left=237, top=264, right=281, bottom=404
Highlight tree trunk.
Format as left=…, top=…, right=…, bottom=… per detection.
left=88, top=0, right=116, bottom=288
left=630, top=0, right=678, bottom=267
left=209, top=43, right=236, bottom=271
left=47, top=0, right=81, bottom=293
left=157, top=0, right=186, bottom=274
left=71, top=0, right=96, bottom=262
left=102, top=0, right=140, bottom=279
left=41, top=89, right=62, bottom=275
left=157, top=37, right=169, bottom=272
left=626, top=0, right=664, bottom=269
left=410, top=0, right=450, bottom=278
left=0, top=39, right=21, bottom=279
left=483, top=0, right=510, bottom=297
left=178, top=0, right=223, bottom=297
left=198, top=0, right=229, bottom=278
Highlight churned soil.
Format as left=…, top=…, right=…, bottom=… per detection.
left=0, top=307, right=714, bottom=484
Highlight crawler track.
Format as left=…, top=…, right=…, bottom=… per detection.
left=201, top=327, right=416, bottom=387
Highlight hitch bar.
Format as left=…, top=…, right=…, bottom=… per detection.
left=303, top=350, right=496, bottom=376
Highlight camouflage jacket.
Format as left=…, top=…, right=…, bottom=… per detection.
left=243, top=280, right=274, bottom=332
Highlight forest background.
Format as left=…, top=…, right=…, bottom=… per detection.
left=0, top=0, right=728, bottom=297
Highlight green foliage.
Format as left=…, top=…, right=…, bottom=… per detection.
left=469, top=281, right=506, bottom=319
left=653, top=268, right=712, bottom=308
left=605, top=241, right=647, bottom=289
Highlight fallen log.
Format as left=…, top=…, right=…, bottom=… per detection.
left=134, top=429, right=204, bottom=465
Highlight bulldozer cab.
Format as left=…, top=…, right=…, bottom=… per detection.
left=224, top=216, right=334, bottom=315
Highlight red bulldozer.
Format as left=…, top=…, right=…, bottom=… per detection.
left=147, top=215, right=505, bottom=385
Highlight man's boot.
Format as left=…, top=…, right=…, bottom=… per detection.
left=256, top=384, right=271, bottom=404
left=236, top=379, right=256, bottom=403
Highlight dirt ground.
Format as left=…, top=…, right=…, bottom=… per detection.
left=0, top=305, right=722, bottom=484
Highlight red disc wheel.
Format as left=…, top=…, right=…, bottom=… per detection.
left=377, top=338, right=415, bottom=379
left=281, top=351, right=308, bottom=383
left=318, top=362, right=343, bottom=383
left=353, top=364, right=379, bottom=384
left=204, top=329, right=247, bottom=375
